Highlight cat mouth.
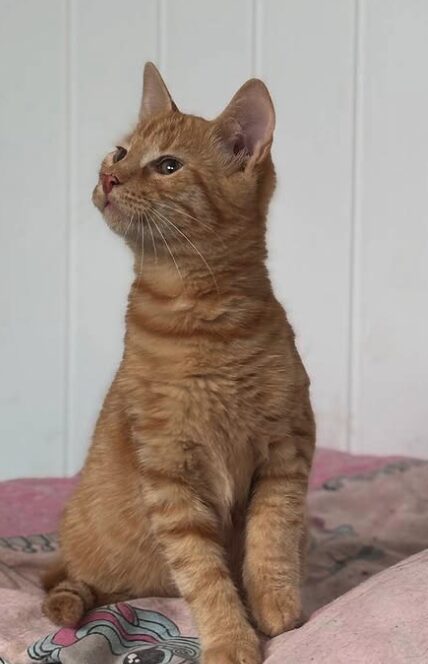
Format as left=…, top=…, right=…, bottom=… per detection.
left=93, top=189, right=117, bottom=216
left=92, top=181, right=119, bottom=214
left=103, top=199, right=119, bottom=217
left=102, top=190, right=114, bottom=210
left=103, top=197, right=122, bottom=214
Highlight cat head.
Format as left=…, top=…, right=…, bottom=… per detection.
left=92, top=62, right=276, bottom=264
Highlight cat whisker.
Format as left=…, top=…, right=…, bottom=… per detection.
left=159, top=201, right=210, bottom=228
left=146, top=215, right=158, bottom=264
left=151, top=209, right=188, bottom=254
left=159, top=201, right=223, bottom=240
left=152, top=208, right=220, bottom=294
left=123, top=213, right=135, bottom=240
left=148, top=212, right=183, bottom=282
left=138, top=217, right=145, bottom=280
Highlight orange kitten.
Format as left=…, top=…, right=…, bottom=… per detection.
left=42, top=63, right=315, bottom=664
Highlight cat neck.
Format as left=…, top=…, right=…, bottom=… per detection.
left=130, top=233, right=271, bottom=299
left=125, top=250, right=273, bottom=340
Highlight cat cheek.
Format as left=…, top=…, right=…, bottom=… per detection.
left=92, top=184, right=106, bottom=211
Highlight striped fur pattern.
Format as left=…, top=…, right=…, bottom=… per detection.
left=42, top=63, right=315, bottom=664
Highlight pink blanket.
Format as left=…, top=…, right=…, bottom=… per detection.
left=1, top=449, right=427, bottom=663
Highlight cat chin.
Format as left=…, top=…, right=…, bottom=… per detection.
left=102, top=205, right=136, bottom=239
left=92, top=185, right=106, bottom=212
left=92, top=188, right=122, bottom=226
left=102, top=205, right=122, bottom=227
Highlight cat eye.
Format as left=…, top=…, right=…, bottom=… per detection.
left=113, top=146, right=127, bottom=163
left=155, top=157, right=182, bottom=175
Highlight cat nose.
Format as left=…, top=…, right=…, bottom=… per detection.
left=101, top=173, right=120, bottom=195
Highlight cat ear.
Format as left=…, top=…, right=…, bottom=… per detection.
left=139, top=62, right=178, bottom=120
left=216, top=79, right=275, bottom=166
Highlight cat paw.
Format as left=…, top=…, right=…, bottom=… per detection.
left=42, top=579, right=93, bottom=627
left=203, top=630, right=261, bottom=664
left=249, top=586, right=303, bottom=637
left=42, top=589, right=85, bottom=627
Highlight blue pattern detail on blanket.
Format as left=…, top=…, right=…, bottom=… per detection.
left=28, top=603, right=200, bottom=663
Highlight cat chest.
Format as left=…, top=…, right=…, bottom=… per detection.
left=171, top=374, right=265, bottom=510
left=127, top=350, right=277, bottom=504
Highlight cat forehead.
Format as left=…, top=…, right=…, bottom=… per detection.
left=131, top=112, right=211, bottom=155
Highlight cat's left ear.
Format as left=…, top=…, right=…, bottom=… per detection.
left=216, top=79, right=275, bottom=167
left=139, top=62, right=178, bottom=120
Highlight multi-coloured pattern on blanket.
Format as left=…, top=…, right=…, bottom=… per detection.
left=0, top=533, right=58, bottom=592
left=28, top=603, right=200, bottom=663
left=320, top=458, right=426, bottom=492
left=1, top=457, right=427, bottom=660
left=0, top=533, right=57, bottom=554
left=303, top=457, right=428, bottom=614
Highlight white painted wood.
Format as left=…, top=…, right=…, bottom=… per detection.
left=351, top=0, right=428, bottom=457
left=2, top=0, right=428, bottom=480
left=161, top=0, right=253, bottom=116
left=0, top=0, right=67, bottom=478
left=68, top=0, right=158, bottom=473
left=261, top=0, right=356, bottom=450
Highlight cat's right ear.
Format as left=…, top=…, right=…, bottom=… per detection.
left=216, top=78, right=275, bottom=168
left=139, top=62, right=178, bottom=120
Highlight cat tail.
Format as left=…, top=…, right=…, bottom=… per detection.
left=42, top=559, right=96, bottom=626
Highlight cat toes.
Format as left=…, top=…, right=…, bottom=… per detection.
left=42, top=579, right=93, bottom=627
left=249, top=586, right=303, bottom=637
left=203, top=629, right=262, bottom=664
left=42, top=589, right=85, bottom=627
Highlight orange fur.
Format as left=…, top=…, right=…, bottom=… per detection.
left=42, top=63, right=315, bottom=664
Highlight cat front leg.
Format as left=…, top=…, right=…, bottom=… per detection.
left=243, top=400, right=315, bottom=637
left=140, top=460, right=261, bottom=664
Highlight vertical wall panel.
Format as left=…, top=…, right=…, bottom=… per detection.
left=261, top=0, right=356, bottom=450
left=2, top=0, right=428, bottom=480
left=0, top=0, right=67, bottom=478
left=69, top=0, right=158, bottom=473
left=162, top=0, right=253, bottom=116
left=351, top=0, right=428, bottom=456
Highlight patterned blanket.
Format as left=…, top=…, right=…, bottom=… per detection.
left=1, top=450, right=427, bottom=663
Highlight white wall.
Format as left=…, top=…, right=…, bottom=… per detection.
left=0, top=0, right=427, bottom=480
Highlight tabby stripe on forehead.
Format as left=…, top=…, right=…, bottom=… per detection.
left=139, top=116, right=165, bottom=141
left=140, top=115, right=189, bottom=153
